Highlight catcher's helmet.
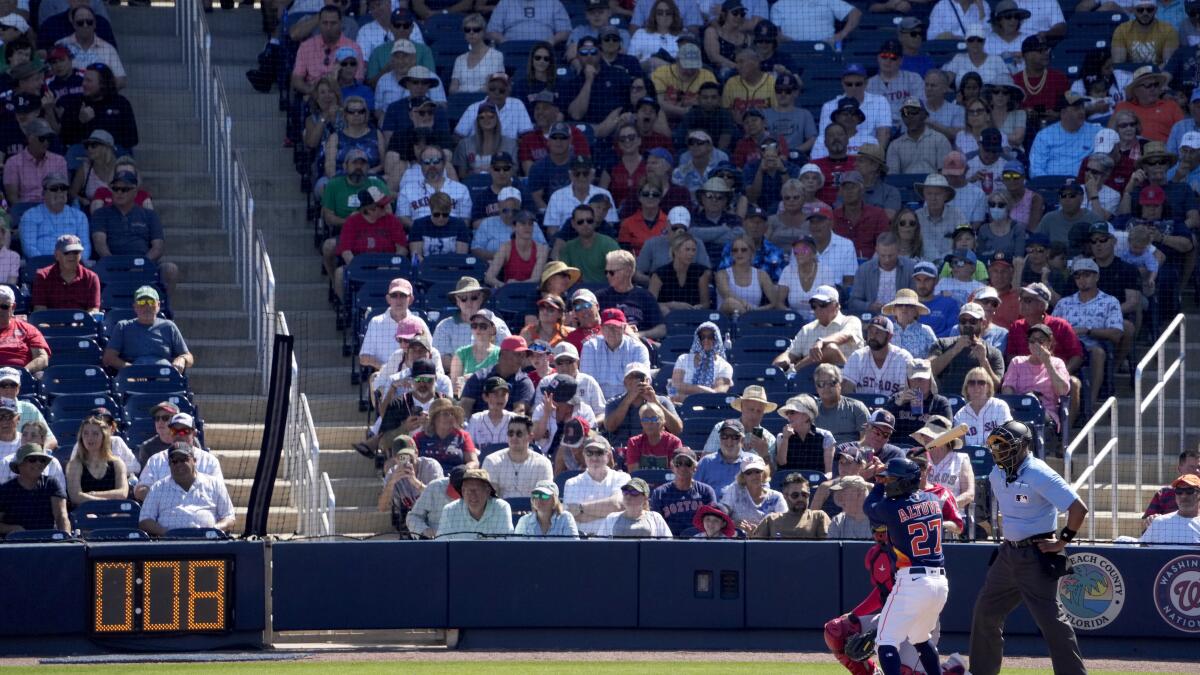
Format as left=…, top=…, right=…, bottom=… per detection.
left=844, top=628, right=877, bottom=661
left=986, top=420, right=1033, bottom=475
left=879, top=457, right=922, bottom=498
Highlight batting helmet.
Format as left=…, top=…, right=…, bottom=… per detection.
left=986, top=420, right=1032, bottom=476
left=879, top=457, right=922, bottom=498
left=844, top=628, right=877, bottom=662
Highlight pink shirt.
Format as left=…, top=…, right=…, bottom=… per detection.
left=291, top=36, right=364, bottom=86
left=1001, top=355, right=1070, bottom=427
left=3, top=149, right=68, bottom=204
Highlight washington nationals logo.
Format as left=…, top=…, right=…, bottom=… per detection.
left=1153, top=554, right=1200, bottom=633
left=1057, top=553, right=1125, bottom=630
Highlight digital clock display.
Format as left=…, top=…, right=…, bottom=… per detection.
left=91, top=558, right=232, bottom=634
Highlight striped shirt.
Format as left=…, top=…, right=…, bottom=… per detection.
left=406, top=476, right=453, bottom=535
left=436, top=498, right=514, bottom=540
left=580, top=334, right=650, bottom=400
left=139, top=473, right=233, bottom=530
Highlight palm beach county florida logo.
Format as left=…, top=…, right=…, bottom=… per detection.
left=1056, top=553, right=1125, bottom=630
left=1153, top=554, right=1200, bottom=633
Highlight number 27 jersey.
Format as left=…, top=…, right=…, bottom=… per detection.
left=865, top=483, right=946, bottom=569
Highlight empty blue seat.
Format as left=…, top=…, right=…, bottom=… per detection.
left=124, top=393, right=194, bottom=421
left=111, top=365, right=189, bottom=400
left=2, top=529, right=72, bottom=542
left=772, top=469, right=825, bottom=490
left=554, top=469, right=582, bottom=496
left=50, top=421, right=79, bottom=456
left=85, top=527, right=150, bottom=541
left=94, top=256, right=160, bottom=286
left=507, top=497, right=533, bottom=527
left=50, top=393, right=121, bottom=424
left=490, top=282, right=540, bottom=327
left=70, top=498, right=140, bottom=532
left=28, top=310, right=102, bottom=339
left=630, top=468, right=670, bottom=490
left=45, top=337, right=103, bottom=366
left=42, top=364, right=111, bottom=398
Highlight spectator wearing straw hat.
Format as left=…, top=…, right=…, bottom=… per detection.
left=432, top=277, right=511, bottom=371
left=913, top=173, right=964, bottom=261
left=879, top=288, right=937, bottom=360
left=435, top=467, right=514, bottom=540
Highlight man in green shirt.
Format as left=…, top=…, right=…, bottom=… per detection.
left=558, top=204, right=619, bottom=283
left=320, top=150, right=389, bottom=233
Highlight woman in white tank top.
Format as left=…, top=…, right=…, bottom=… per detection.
left=715, top=235, right=780, bottom=314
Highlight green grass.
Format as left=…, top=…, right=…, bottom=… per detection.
left=0, top=662, right=1167, bottom=675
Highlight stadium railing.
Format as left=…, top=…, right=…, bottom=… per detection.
left=279, top=313, right=335, bottom=536
left=177, top=0, right=276, bottom=394
left=1063, top=395, right=1119, bottom=542
left=1134, top=312, right=1185, bottom=513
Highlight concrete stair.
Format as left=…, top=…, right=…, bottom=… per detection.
left=206, top=8, right=385, bottom=535
left=110, top=6, right=289, bottom=531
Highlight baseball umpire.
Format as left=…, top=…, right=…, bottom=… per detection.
left=864, top=457, right=949, bottom=675
left=968, top=420, right=1089, bottom=675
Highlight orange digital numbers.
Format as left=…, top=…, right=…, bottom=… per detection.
left=91, top=559, right=230, bottom=634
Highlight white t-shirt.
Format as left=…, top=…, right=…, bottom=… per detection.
left=672, top=352, right=733, bottom=386
left=454, top=98, right=533, bottom=138
left=926, top=0, right=988, bottom=39
left=935, top=277, right=985, bottom=306
left=770, top=0, right=854, bottom=42
left=543, top=185, right=617, bottom=232
left=563, top=468, right=630, bottom=535
left=396, top=176, right=472, bottom=222
left=481, top=449, right=554, bottom=499
left=842, top=344, right=914, bottom=396
left=1140, top=512, right=1200, bottom=544
left=466, top=410, right=518, bottom=447
left=777, top=257, right=844, bottom=312
left=818, top=92, right=892, bottom=139
left=943, top=52, right=1012, bottom=89
left=816, top=234, right=859, bottom=283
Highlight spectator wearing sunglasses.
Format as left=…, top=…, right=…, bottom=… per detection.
left=139, top=443, right=235, bottom=536
left=104, top=286, right=192, bottom=375
left=18, top=173, right=89, bottom=261
left=481, top=414, right=553, bottom=498
left=3, top=119, right=67, bottom=220
left=290, top=6, right=363, bottom=99
left=650, top=448, right=716, bottom=535
left=134, top=417, right=222, bottom=502
left=56, top=6, right=125, bottom=89
left=514, top=478, right=580, bottom=538
left=358, top=4, right=426, bottom=70
left=0, top=443, right=70, bottom=534
left=752, top=471, right=830, bottom=539
left=38, top=1, right=117, bottom=52
left=135, top=401, right=181, bottom=467
left=1113, top=0, right=1180, bottom=66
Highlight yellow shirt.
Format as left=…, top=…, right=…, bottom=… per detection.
left=651, top=64, right=717, bottom=110
left=1112, top=19, right=1179, bottom=65
left=722, top=73, right=778, bottom=117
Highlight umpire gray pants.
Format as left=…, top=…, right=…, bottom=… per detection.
left=968, top=544, right=1087, bottom=675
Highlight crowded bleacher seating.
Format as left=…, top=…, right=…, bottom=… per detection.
left=5, top=0, right=1200, bottom=546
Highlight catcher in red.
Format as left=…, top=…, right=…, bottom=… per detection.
left=824, top=522, right=893, bottom=675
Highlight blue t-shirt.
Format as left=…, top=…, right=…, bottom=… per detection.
left=694, top=450, right=759, bottom=499
left=919, top=295, right=961, bottom=338
left=594, top=286, right=663, bottom=331
left=410, top=216, right=471, bottom=255
left=108, top=318, right=189, bottom=366
left=460, top=366, right=535, bottom=414
left=91, top=205, right=164, bottom=256
left=526, top=156, right=572, bottom=200
left=864, top=482, right=946, bottom=569
left=650, top=480, right=717, bottom=534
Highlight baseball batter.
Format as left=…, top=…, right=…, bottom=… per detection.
left=864, top=458, right=949, bottom=675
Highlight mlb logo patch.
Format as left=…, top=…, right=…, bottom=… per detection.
left=1015, top=494, right=1030, bottom=503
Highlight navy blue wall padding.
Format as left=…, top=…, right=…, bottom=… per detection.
left=86, top=540, right=266, bottom=631
left=447, top=540, right=638, bottom=628
left=745, top=541, right=841, bottom=628
left=638, top=540, right=744, bottom=629
left=271, top=541, right=447, bottom=630
left=0, top=543, right=87, bottom=635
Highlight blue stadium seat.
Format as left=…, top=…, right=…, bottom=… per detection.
left=507, top=497, right=532, bottom=526
left=663, top=309, right=726, bottom=333
left=417, top=254, right=488, bottom=288
left=93, top=256, right=160, bottom=286
left=28, top=310, right=102, bottom=339
left=19, top=368, right=44, bottom=404
left=101, top=280, right=168, bottom=315
left=45, top=337, right=103, bottom=366
left=478, top=443, right=507, bottom=461
left=490, top=282, right=540, bottom=328
left=164, top=528, right=228, bottom=540
left=678, top=392, right=736, bottom=415
left=963, top=444, right=993, bottom=477
left=630, top=468, right=670, bottom=490
left=42, top=365, right=112, bottom=398
left=124, top=393, right=195, bottom=422
left=845, top=392, right=890, bottom=410
left=85, top=527, right=150, bottom=541
left=111, top=365, right=189, bottom=400
left=70, top=499, right=140, bottom=532
left=944, top=394, right=965, bottom=414
left=772, top=469, right=825, bottom=490
left=102, top=308, right=136, bottom=338
left=50, top=421, right=79, bottom=457
left=50, top=393, right=122, bottom=424
left=680, top=423, right=715, bottom=450
left=655, top=334, right=695, bottom=369
left=730, top=336, right=792, bottom=366
left=554, top=469, right=582, bottom=496
left=2, top=529, right=72, bottom=542
left=734, top=309, right=804, bottom=334
left=19, top=255, right=56, bottom=286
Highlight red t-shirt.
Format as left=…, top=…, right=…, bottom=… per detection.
left=336, top=212, right=409, bottom=256
left=1006, top=314, right=1084, bottom=362
left=990, top=286, right=1021, bottom=329
left=31, top=264, right=102, bottom=311
left=618, top=211, right=668, bottom=255
left=814, top=156, right=856, bottom=205
left=1014, top=69, right=1070, bottom=116
left=0, top=318, right=50, bottom=368
left=91, top=187, right=151, bottom=210
left=1113, top=99, right=1185, bottom=143
left=517, top=128, right=591, bottom=167
left=565, top=324, right=600, bottom=353
left=833, top=203, right=891, bottom=259
left=624, top=431, right=683, bottom=468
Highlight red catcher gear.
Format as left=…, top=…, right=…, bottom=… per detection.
left=824, top=615, right=876, bottom=675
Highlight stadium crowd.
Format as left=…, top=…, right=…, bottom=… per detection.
left=234, top=0, right=1200, bottom=543
left=1, top=0, right=1199, bottom=545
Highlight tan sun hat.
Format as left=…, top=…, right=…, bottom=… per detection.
left=881, top=288, right=930, bottom=317
left=730, top=385, right=778, bottom=413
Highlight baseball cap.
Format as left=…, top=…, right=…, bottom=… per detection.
left=1028, top=323, right=1053, bottom=339
left=867, top=315, right=894, bottom=335
left=1088, top=222, right=1115, bottom=238
left=0, top=397, right=17, bottom=415
left=407, top=95, right=435, bottom=110
left=335, top=46, right=357, bottom=62
left=411, top=358, right=437, bottom=377
left=546, top=374, right=579, bottom=403
left=805, top=205, right=835, bottom=222
left=942, top=151, right=967, bottom=176
left=1057, top=92, right=1091, bottom=111
left=907, top=359, right=933, bottom=381
left=42, top=173, right=69, bottom=189
left=867, top=409, right=896, bottom=430
left=499, top=336, right=530, bottom=353
left=678, top=42, right=702, bottom=69
left=810, top=285, right=839, bottom=303
left=151, top=400, right=181, bottom=416
left=668, top=206, right=691, bottom=227
left=1171, top=474, right=1200, bottom=489
left=624, top=361, right=651, bottom=379
left=483, top=376, right=510, bottom=393
left=899, top=96, right=925, bottom=112
left=842, top=63, right=867, bottom=77
left=560, top=418, right=591, bottom=450
left=388, top=278, right=413, bottom=296
left=390, top=7, right=412, bottom=23
left=1060, top=178, right=1084, bottom=195
left=899, top=16, right=925, bottom=31
left=840, top=170, right=864, bottom=186
left=672, top=447, right=698, bottom=466
left=168, top=413, right=195, bottom=429
left=134, top=285, right=160, bottom=302
left=1070, top=257, right=1100, bottom=274
left=1026, top=232, right=1051, bottom=248
left=775, top=73, right=800, bottom=91
left=569, top=154, right=594, bottom=171
left=1094, top=128, right=1119, bottom=154
left=391, top=38, right=416, bottom=55
left=0, top=367, right=21, bottom=385
left=552, top=341, right=580, bottom=362
left=571, top=288, right=598, bottom=306
left=531, top=479, right=559, bottom=499
left=988, top=251, right=1014, bottom=267
left=601, top=308, right=627, bottom=326
left=744, top=205, right=767, bottom=220
left=648, top=147, right=674, bottom=167
left=12, top=93, right=39, bottom=114
left=719, top=419, right=746, bottom=436
left=959, top=302, right=985, bottom=320
left=1021, top=282, right=1052, bottom=305
left=55, top=234, right=84, bottom=254
left=1021, top=35, right=1050, bottom=53
left=48, top=46, right=72, bottom=62
left=912, top=261, right=939, bottom=278
left=497, top=186, right=522, bottom=203
left=753, top=20, right=778, bottom=40
left=167, top=442, right=195, bottom=459
left=740, top=456, right=769, bottom=474
left=1140, top=184, right=1166, bottom=205
left=980, top=128, right=1003, bottom=152
left=1182, top=131, right=1200, bottom=150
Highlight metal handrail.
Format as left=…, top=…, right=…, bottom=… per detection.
left=1063, top=396, right=1119, bottom=541
left=1133, top=312, right=1186, bottom=516
left=176, top=0, right=275, bottom=394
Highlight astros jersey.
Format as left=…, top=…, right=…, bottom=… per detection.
left=842, top=344, right=914, bottom=396
left=865, top=483, right=946, bottom=569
